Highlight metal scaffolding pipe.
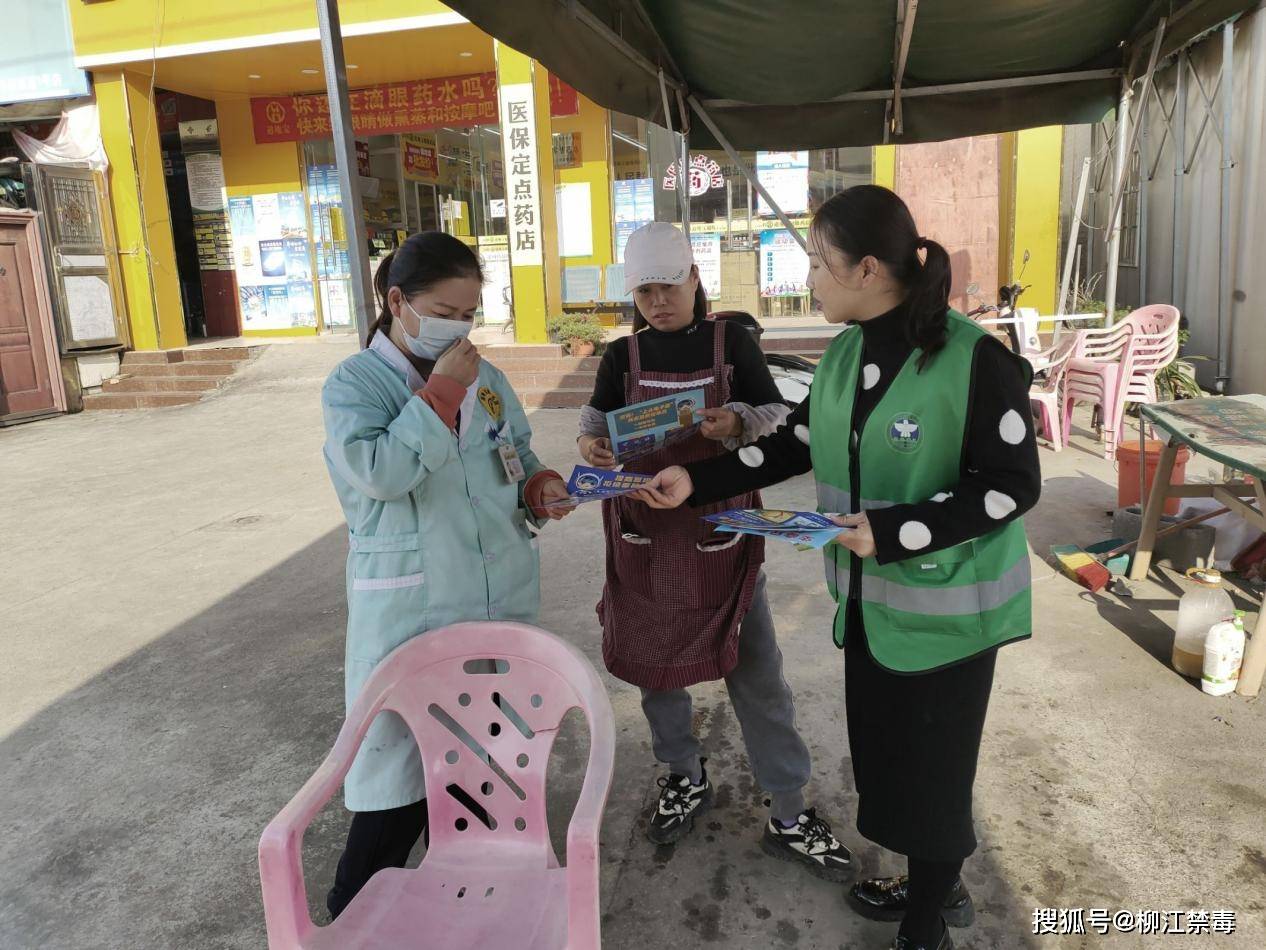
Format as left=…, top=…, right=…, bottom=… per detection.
left=316, top=0, right=374, bottom=345
left=1105, top=80, right=1131, bottom=323
left=1172, top=53, right=1187, bottom=311
left=1216, top=21, right=1234, bottom=391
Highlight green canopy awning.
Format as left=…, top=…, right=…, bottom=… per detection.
left=444, top=0, right=1256, bottom=148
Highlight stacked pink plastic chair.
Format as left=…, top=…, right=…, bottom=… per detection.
left=1029, top=336, right=1079, bottom=452
left=259, top=622, right=616, bottom=950
left=1060, top=305, right=1181, bottom=458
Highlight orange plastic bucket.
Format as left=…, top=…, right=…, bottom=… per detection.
left=1116, top=440, right=1190, bottom=515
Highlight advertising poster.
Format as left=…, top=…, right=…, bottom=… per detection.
left=279, top=191, right=306, bottom=237
left=401, top=134, right=439, bottom=181
left=251, top=193, right=282, bottom=241
left=759, top=229, right=810, bottom=297
left=287, top=282, right=316, bottom=327
left=283, top=239, right=311, bottom=280
left=556, top=182, right=593, bottom=258
left=757, top=151, right=810, bottom=216
left=614, top=177, right=654, bottom=263
left=478, top=243, right=512, bottom=324
left=606, top=387, right=706, bottom=461
left=239, top=286, right=266, bottom=325
left=690, top=233, right=722, bottom=299
left=259, top=239, right=286, bottom=278
left=323, top=280, right=352, bottom=328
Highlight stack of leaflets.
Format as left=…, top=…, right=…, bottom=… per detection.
left=606, top=388, right=706, bottom=462
left=703, top=509, right=844, bottom=550
left=542, top=465, right=655, bottom=506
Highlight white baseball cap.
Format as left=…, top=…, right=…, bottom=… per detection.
left=623, top=221, right=694, bottom=293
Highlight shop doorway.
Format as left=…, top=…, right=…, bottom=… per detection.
left=156, top=91, right=238, bottom=339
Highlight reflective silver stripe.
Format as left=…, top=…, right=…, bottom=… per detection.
left=860, top=557, right=1031, bottom=616
left=352, top=572, right=425, bottom=591
left=814, top=482, right=896, bottom=513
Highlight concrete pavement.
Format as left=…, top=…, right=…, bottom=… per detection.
left=1, top=337, right=1263, bottom=949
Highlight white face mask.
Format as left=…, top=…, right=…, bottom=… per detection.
left=399, top=299, right=472, bottom=360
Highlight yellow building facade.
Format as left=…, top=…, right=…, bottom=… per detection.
left=69, top=0, right=1063, bottom=350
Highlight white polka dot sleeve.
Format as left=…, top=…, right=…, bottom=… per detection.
left=685, top=394, right=814, bottom=505
left=868, top=338, right=1041, bottom=565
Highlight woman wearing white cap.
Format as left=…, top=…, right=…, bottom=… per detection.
left=577, top=222, right=852, bottom=880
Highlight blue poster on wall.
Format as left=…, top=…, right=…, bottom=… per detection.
left=614, top=177, right=655, bottom=263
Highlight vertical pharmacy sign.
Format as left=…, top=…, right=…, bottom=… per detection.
left=499, top=83, right=543, bottom=266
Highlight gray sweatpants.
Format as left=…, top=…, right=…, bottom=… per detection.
left=639, top=571, right=811, bottom=822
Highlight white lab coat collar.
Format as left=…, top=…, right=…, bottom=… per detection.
left=369, top=332, right=426, bottom=392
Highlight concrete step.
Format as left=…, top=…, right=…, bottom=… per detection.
left=517, top=389, right=590, bottom=409
left=102, top=375, right=225, bottom=394
left=500, top=371, right=596, bottom=391
left=478, top=343, right=565, bottom=358
left=181, top=345, right=260, bottom=362
left=121, top=345, right=259, bottom=367
left=82, top=392, right=204, bottom=410
left=121, top=361, right=240, bottom=378
left=484, top=356, right=601, bottom=373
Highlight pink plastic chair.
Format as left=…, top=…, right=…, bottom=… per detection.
left=259, top=622, right=616, bottom=950
left=1029, top=337, right=1078, bottom=452
left=1061, top=305, right=1180, bottom=458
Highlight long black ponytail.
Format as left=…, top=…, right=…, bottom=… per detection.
left=811, top=185, right=951, bottom=369
left=367, top=231, right=484, bottom=346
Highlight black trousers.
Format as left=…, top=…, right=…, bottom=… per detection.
left=844, top=601, right=998, bottom=862
left=326, top=800, right=428, bottom=920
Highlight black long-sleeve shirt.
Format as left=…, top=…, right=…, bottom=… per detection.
left=685, top=302, right=1041, bottom=566
left=587, top=317, right=782, bottom=412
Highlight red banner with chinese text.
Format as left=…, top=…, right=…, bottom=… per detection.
left=549, top=76, right=579, bottom=117
left=251, top=72, right=498, bottom=144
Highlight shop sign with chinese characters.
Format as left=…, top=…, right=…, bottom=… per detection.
left=662, top=155, right=725, bottom=197
left=251, top=73, right=497, bottom=143
left=499, top=83, right=543, bottom=266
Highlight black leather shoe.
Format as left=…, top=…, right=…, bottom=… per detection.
left=848, top=875, right=974, bottom=927
left=890, top=920, right=954, bottom=949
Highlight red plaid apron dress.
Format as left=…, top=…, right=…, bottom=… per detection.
left=598, top=320, right=765, bottom=690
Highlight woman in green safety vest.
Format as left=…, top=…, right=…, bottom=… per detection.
left=638, top=185, right=1041, bottom=950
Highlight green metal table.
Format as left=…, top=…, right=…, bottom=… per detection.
left=1129, top=395, right=1266, bottom=696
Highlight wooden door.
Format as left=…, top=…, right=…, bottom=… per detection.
left=0, top=212, right=61, bottom=423
left=894, top=135, right=1001, bottom=314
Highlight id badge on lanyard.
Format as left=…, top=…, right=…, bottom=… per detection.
left=480, top=386, right=525, bottom=483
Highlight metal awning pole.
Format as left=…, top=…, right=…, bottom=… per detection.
left=1104, top=79, right=1131, bottom=324
left=688, top=95, right=807, bottom=251
left=1216, top=21, right=1234, bottom=392
left=889, top=0, right=921, bottom=138
left=1106, top=19, right=1165, bottom=239
left=1057, top=156, right=1091, bottom=317
left=316, top=0, right=373, bottom=345
left=1172, top=55, right=1187, bottom=311
left=676, top=88, right=691, bottom=230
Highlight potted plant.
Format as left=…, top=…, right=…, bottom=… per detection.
left=547, top=313, right=606, bottom=357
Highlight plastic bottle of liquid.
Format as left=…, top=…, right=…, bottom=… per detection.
left=1172, top=568, right=1234, bottom=677
left=1202, top=611, right=1246, bottom=696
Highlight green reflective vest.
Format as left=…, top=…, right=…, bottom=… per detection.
left=810, top=310, right=1032, bottom=673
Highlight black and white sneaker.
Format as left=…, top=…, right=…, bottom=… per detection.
left=646, top=762, right=713, bottom=845
left=760, top=807, right=853, bottom=882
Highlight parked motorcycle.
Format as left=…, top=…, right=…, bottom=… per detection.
left=710, top=311, right=816, bottom=407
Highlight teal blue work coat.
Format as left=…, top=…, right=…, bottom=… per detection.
left=322, top=342, right=546, bottom=811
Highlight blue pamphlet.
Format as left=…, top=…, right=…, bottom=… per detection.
left=703, top=509, right=843, bottom=549
left=606, top=388, right=705, bottom=461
